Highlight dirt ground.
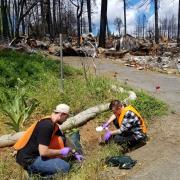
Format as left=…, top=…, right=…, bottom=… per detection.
left=62, top=56, right=180, bottom=180
left=79, top=119, right=100, bottom=154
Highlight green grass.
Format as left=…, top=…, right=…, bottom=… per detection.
left=132, top=90, right=168, bottom=122
left=0, top=50, right=168, bottom=180
left=61, top=143, right=120, bottom=180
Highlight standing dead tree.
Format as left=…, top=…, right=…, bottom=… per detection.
left=1, top=0, right=11, bottom=38
left=114, top=17, right=123, bottom=37
left=13, top=0, right=40, bottom=37
left=177, top=0, right=180, bottom=46
left=123, top=0, right=127, bottom=35
left=154, top=0, right=159, bottom=44
left=69, top=0, right=84, bottom=46
left=86, top=0, right=92, bottom=33
left=99, top=0, right=108, bottom=48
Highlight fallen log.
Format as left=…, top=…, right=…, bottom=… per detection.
left=60, top=103, right=109, bottom=131
left=0, top=132, right=25, bottom=148
left=105, top=50, right=129, bottom=58
left=0, top=103, right=110, bottom=148
left=0, top=88, right=137, bottom=148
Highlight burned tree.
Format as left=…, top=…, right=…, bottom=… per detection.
left=114, top=17, right=123, bottom=37
left=69, top=0, right=84, bottom=46
left=154, top=0, right=159, bottom=44
left=13, top=0, right=39, bottom=37
left=177, top=0, right=180, bottom=47
left=99, top=0, right=108, bottom=48
left=1, top=0, right=10, bottom=38
left=87, top=0, right=92, bottom=33
left=123, top=0, right=127, bottom=35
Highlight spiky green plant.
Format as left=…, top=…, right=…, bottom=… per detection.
left=0, top=80, right=39, bottom=132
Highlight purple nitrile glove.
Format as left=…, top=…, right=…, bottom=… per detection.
left=74, top=152, right=84, bottom=162
left=60, top=147, right=71, bottom=156
left=102, top=122, right=109, bottom=129
left=103, top=130, right=112, bottom=141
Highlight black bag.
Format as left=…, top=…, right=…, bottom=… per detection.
left=105, top=155, right=137, bottom=169
left=66, top=129, right=83, bottom=154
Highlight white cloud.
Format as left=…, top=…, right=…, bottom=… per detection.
left=159, top=0, right=178, bottom=19
left=148, top=0, right=178, bottom=29
left=92, top=0, right=151, bottom=34
left=92, top=0, right=179, bottom=35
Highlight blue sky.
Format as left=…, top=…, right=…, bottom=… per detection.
left=91, top=0, right=178, bottom=35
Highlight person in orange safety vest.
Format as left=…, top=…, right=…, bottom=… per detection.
left=102, top=100, right=147, bottom=149
left=14, top=104, right=83, bottom=177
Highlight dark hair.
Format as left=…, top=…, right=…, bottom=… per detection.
left=109, top=100, right=123, bottom=110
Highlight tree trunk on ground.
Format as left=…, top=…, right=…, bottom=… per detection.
left=99, top=0, right=108, bottom=48
left=177, top=0, right=180, bottom=47
left=87, top=0, right=92, bottom=33
left=0, top=87, right=137, bottom=148
left=154, top=0, right=159, bottom=44
left=0, top=103, right=110, bottom=148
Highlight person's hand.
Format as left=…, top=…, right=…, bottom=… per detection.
left=74, top=152, right=84, bottom=162
left=103, top=130, right=112, bottom=141
left=102, top=122, right=109, bottom=129
left=60, top=147, right=71, bottom=156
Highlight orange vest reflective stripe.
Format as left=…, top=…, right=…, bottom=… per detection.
left=118, top=105, right=147, bottom=134
left=13, top=118, right=64, bottom=151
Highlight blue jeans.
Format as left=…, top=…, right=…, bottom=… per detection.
left=27, top=156, right=70, bottom=176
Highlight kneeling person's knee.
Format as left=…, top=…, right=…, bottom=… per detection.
left=61, top=161, right=70, bottom=173
left=113, top=135, right=125, bottom=145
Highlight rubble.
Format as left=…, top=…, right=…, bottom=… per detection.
left=104, top=49, right=129, bottom=58
left=36, top=40, right=49, bottom=49
left=100, top=34, right=180, bottom=74
left=48, top=44, right=60, bottom=54
left=114, top=34, right=147, bottom=52
left=3, top=33, right=180, bottom=75
left=121, top=52, right=180, bottom=74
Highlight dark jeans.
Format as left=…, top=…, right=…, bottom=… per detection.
left=27, top=156, right=70, bottom=177
left=113, top=134, right=147, bottom=149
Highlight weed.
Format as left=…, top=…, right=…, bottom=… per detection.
left=0, top=79, right=39, bottom=132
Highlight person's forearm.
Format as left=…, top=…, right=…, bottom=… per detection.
left=111, top=129, right=122, bottom=135
left=107, top=114, right=116, bottom=124
left=39, top=148, right=61, bottom=157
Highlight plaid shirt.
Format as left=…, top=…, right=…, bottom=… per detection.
left=119, top=110, right=145, bottom=140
